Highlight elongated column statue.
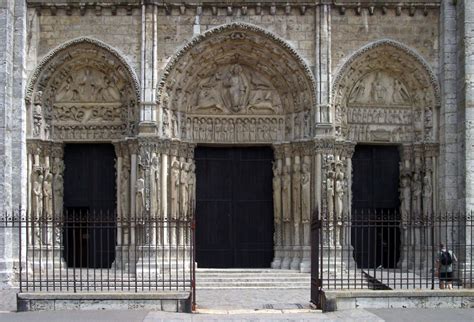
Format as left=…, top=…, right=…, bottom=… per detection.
left=334, top=161, right=344, bottom=247
left=32, top=172, right=43, bottom=244
left=271, top=161, right=283, bottom=269
left=52, top=159, right=64, bottom=245
left=290, top=162, right=302, bottom=270
left=326, top=169, right=335, bottom=246
left=43, top=171, right=53, bottom=245
left=281, top=164, right=292, bottom=269
left=150, top=155, right=160, bottom=245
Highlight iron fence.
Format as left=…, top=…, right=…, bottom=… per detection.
left=315, top=209, right=474, bottom=291
left=0, top=209, right=195, bottom=294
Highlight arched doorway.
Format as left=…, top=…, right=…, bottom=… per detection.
left=331, top=39, right=441, bottom=269
left=156, top=23, right=318, bottom=271
left=26, top=38, right=140, bottom=268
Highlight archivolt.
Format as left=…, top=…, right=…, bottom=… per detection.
left=156, top=22, right=317, bottom=114
left=25, top=37, right=140, bottom=104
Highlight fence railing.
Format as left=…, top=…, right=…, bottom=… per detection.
left=317, top=209, right=474, bottom=291
left=0, top=210, right=195, bottom=294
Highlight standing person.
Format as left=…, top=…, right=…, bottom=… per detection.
left=436, top=243, right=457, bottom=289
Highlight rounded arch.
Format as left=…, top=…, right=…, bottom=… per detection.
left=156, top=22, right=317, bottom=142
left=26, top=37, right=141, bottom=141
left=331, top=39, right=440, bottom=144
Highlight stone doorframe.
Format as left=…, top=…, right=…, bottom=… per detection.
left=150, top=23, right=322, bottom=272
left=329, top=39, right=442, bottom=270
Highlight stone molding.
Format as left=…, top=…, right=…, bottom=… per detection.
left=25, top=37, right=140, bottom=105
left=332, top=39, right=440, bottom=106
left=156, top=22, right=316, bottom=111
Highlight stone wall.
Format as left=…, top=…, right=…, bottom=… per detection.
left=156, top=6, right=316, bottom=75
left=31, top=6, right=142, bottom=76
left=331, top=6, right=439, bottom=74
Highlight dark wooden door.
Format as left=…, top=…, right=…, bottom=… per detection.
left=351, top=145, right=400, bottom=268
left=63, top=144, right=116, bottom=268
left=195, top=147, right=274, bottom=268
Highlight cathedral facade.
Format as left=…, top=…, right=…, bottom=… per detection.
left=0, top=0, right=472, bottom=282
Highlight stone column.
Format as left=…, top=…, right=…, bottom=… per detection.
left=290, top=150, right=302, bottom=270
left=300, top=149, right=312, bottom=273
left=129, top=141, right=138, bottom=246
left=281, top=144, right=292, bottom=269
left=398, top=144, right=413, bottom=270
left=138, top=3, right=158, bottom=134
left=271, top=145, right=284, bottom=269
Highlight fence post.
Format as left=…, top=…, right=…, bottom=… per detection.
left=310, top=209, right=321, bottom=308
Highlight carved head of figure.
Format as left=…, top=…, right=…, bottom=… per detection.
left=172, top=160, right=180, bottom=170
left=151, top=155, right=159, bottom=168
left=272, top=162, right=281, bottom=176
left=302, top=162, right=310, bottom=174
left=189, top=162, right=196, bottom=174
left=282, top=165, right=290, bottom=176
left=293, top=162, right=301, bottom=173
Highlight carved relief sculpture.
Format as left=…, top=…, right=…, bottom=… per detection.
left=188, top=162, right=196, bottom=216
left=150, top=155, right=160, bottom=218
left=301, top=162, right=311, bottom=224
left=326, top=167, right=335, bottom=246
left=170, top=160, right=180, bottom=220
left=400, top=173, right=411, bottom=226
left=52, top=160, right=64, bottom=217
left=136, top=175, right=145, bottom=217
left=411, top=172, right=422, bottom=221
left=282, top=165, right=292, bottom=222
left=272, top=162, right=282, bottom=246
left=180, top=162, right=189, bottom=220
left=334, top=163, right=344, bottom=247
left=43, top=171, right=53, bottom=219
left=422, top=173, right=432, bottom=223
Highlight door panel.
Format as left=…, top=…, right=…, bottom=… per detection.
left=352, top=145, right=400, bottom=269
left=195, top=147, right=274, bottom=268
left=63, top=144, right=116, bottom=268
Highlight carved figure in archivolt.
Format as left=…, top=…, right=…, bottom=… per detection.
left=180, top=162, right=189, bottom=220
left=282, top=165, right=292, bottom=222
left=272, top=162, right=282, bottom=245
left=422, top=173, right=432, bottom=222
left=170, top=161, right=180, bottom=220
left=191, top=64, right=282, bottom=115
left=301, top=162, right=311, bottom=224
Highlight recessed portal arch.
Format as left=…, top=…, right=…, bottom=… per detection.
left=156, top=22, right=318, bottom=143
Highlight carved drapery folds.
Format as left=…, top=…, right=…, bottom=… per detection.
left=272, top=142, right=314, bottom=272
left=26, top=38, right=140, bottom=141
left=27, top=141, right=64, bottom=246
left=157, top=23, right=316, bottom=143
left=332, top=40, right=440, bottom=145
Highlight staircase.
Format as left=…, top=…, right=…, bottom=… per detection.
left=196, top=268, right=311, bottom=289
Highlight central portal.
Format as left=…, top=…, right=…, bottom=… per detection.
left=195, top=147, right=274, bottom=268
